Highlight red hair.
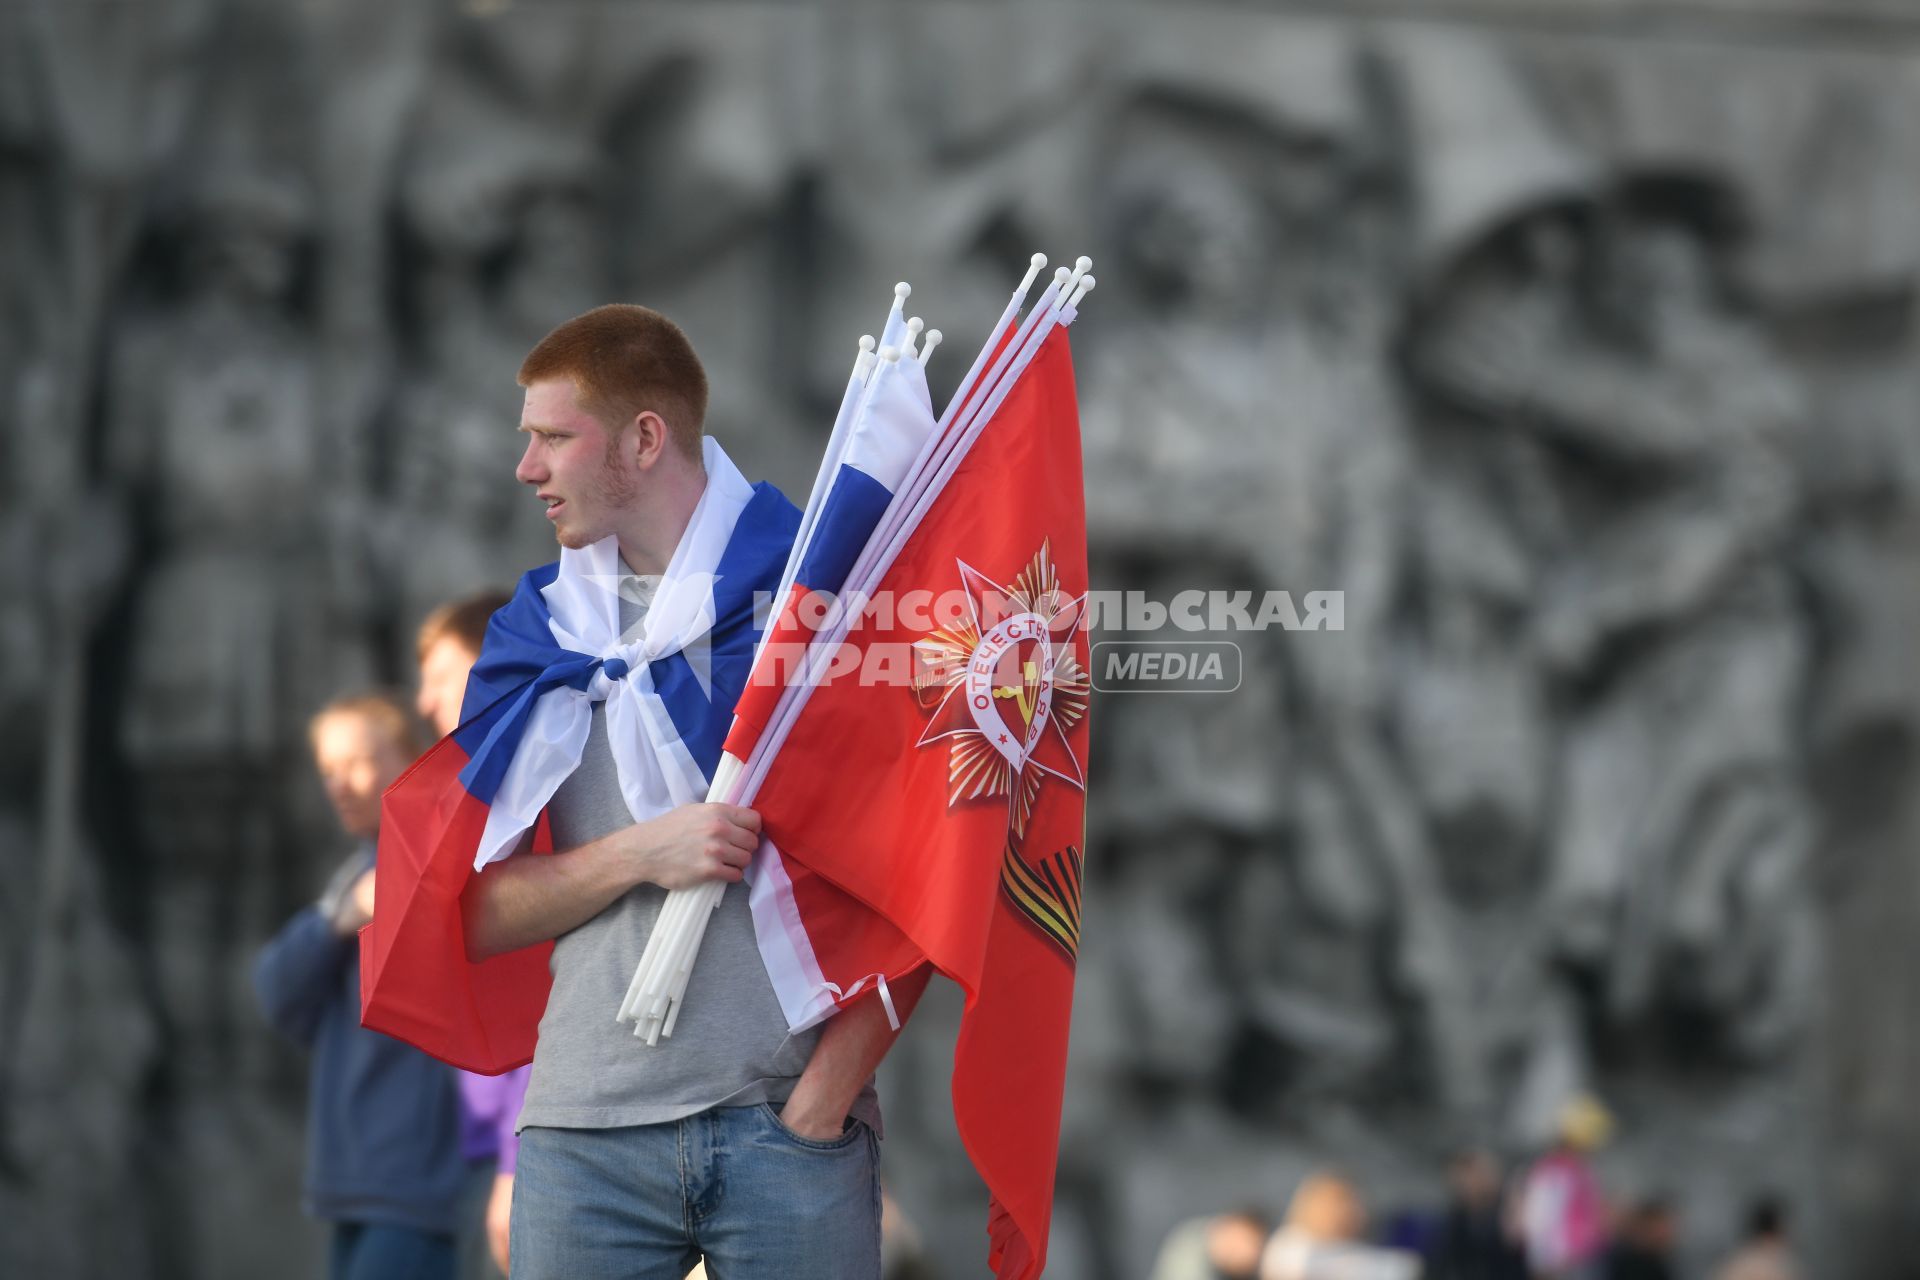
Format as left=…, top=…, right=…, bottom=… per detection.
left=518, top=304, right=707, bottom=459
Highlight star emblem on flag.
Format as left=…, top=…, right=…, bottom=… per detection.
left=911, top=540, right=1090, bottom=844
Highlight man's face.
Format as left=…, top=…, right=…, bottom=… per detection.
left=515, top=378, right=639, bottom=549
left=417, top=636, right=480, bottom=739
left=312, top=713, right=412, bottom=839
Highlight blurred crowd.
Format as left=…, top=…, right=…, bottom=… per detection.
left=1149, top=1099, right=1801, bottom=1280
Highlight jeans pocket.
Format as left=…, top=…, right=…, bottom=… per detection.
left=758, top=1101, right=864, bottom=1151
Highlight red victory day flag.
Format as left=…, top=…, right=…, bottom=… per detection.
left=751, top=324, right=1090, bottom=1280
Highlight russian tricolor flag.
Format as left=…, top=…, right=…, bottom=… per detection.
left=358, top=448, right=799, bottom=1073
left=725, top=317, right=940, bottom=762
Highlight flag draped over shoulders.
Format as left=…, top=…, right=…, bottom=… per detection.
left=359, top=440, right=799, bottom=1074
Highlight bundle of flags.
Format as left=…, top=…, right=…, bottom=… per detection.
left=360, top=254, right=1095, bottom=1280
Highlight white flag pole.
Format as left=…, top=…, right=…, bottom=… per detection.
left=617, top=288, right=911, bottom=1033
left=936, top=253, right=1045, bottom=433
left=621, top=318, right=927, bottom=1040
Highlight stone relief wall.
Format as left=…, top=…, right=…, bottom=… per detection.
left=3, top=4, right=1918, bottom=1277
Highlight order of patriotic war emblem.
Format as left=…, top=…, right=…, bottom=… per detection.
left=912, top=540, right=1089, bottom=960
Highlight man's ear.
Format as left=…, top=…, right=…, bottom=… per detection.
left=628, top=410, right=670, bottom=470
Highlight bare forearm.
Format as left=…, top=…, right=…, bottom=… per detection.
left=462, top=831, right=644, bottom=961
left=782, top=965, right=934, bottom=1135
left=461, top=802, right=762, bottom=962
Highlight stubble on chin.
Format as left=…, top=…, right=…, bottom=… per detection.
left=549, top=441, right=642, bottom=551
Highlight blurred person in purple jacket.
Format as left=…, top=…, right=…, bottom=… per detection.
left=418, top=592, right=528, bottom=1278
left=1519, top=1096, right=1613, bottom=1280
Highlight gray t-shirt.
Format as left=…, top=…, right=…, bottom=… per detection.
left=515, top=573, right=880, bottom=1134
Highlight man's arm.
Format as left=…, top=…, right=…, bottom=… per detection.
left=779, top=964, right=936, bottom=1140
left=253, top=906, right=354, bottom=1047
left=462, top=802, right=761, bottom=961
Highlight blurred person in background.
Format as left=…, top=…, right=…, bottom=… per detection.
left=1427, top=1149, right=1527, bottom=1280
left=1518, top=1095, right=1612, bottom=1279
left=1150, top=1206, right=1271, bottom=1280
left=1712, top=1198, right=1798, bottom=1280
left=1601, top=1198, right=1679, bottom=1280
left=1260, top=1173, right=1420, bottom=1280
left=254, top=693, right=465, bottom=1279
left=417, top=592, right=526, bottom=1280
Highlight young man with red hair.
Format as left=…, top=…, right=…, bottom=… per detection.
left=453, top=305, right=929, bottom=1279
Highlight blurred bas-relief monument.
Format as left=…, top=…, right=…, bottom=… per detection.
left=4, top=3, right=1920, bottom=1278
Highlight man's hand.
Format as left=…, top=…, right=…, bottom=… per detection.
left=776, top=1089, right=856, bottom=1143
left=628, top=803, right=760, bottom=891
left=778, top=966, right=934, bottom=1140
left=462, top=803, right=762, bottom=961
left=486, top=1171, right=513, bottom=1274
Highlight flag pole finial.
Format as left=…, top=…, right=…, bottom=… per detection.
left=1016, top=253, right=1048, bottom=297
left=894, top=281, right=911, bottom=305
left=1066, top=274, right=1096, bottom=311
left=859, top=334, right=876, bottom=353
left=904, top=316, right=925, bottom=358
left=1062, top=255, right=1092, bottom=301
left=878, top=344, right=902, bottom=363
left=918, top=328, right=943, bottom=367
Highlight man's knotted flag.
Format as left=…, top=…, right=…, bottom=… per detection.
left=357, top=438, right=798, bottom=1072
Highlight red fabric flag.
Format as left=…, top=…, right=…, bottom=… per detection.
left=359, top=736, right=555, bottom=1073
left=752, top=326, right=1090, bottom=1280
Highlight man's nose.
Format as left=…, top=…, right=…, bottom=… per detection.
left=515, top=437, right=545, bottom=485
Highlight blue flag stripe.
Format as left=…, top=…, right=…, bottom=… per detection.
left=792, top=464, right=893, bottom=598
left=448, top=483, right=800, bottom=808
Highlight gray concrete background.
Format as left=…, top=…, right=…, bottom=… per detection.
left=4, top=1, right=1920, bottom=1276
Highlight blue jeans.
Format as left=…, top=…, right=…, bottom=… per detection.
left=329, top=1222, right=456, bottom=1280
left=510, top=1105, right=881, bottom=1280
